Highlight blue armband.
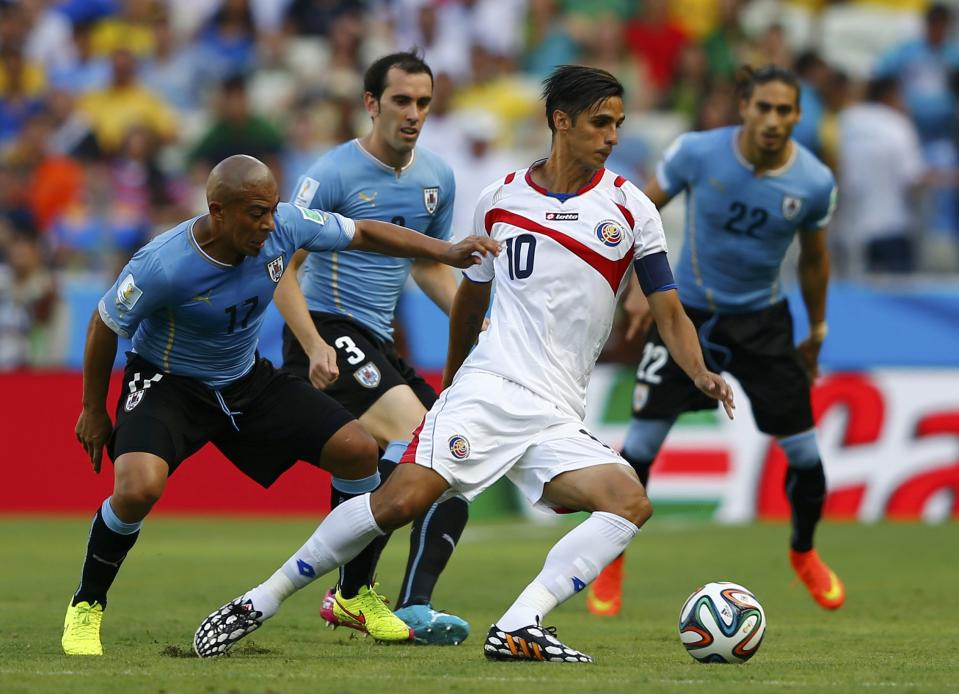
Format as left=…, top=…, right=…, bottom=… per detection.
left=633, top=251, right=677, bottom=295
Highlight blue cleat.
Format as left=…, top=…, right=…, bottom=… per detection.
left=393, top=603, right=470, bottom=645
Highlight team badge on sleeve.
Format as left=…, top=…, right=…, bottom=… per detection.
left=353, top=362, right=381, bottom=388
left=116, top=274, right=142, bottom=310
left=781, top=195, right=803, bottom=221
left=423, top=187, right=439, bottom=215
left=298, top=207, right=328, bottom=225
left=294, top=177, right=319, bottom=207
left=448, top=435, right=470, bottom=460
left=266, top=256, right=284, bottom=283
left=595, top=220, right=623, bottom=247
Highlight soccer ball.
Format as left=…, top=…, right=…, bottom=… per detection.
left=678, top=581, right=766, bottom=664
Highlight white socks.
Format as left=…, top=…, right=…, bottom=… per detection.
left=497, top=512, right=639, bottom=631
left=244, top=494, right=384, bottom=619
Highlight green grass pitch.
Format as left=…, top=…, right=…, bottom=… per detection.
left=2, top=516, right=957, bottom=693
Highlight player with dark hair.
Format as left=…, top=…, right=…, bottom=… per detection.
left=194, top=65, right=733, bottom=662
left=280, top=51, right=469, bottom=644
left=61, top=155, right=499, bottom=656
left=586, top=64, right=843, bottom=618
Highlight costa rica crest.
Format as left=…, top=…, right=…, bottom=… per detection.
left=423, top=187, right=439, bottom=215
left=595, top=220, right=623, bottom=247
left=448, top=435, right=470, bottom=460
left=266, top=255, right=284, bottom=283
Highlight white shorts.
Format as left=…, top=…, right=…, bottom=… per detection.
left=401, top=371, right=629, bottom=509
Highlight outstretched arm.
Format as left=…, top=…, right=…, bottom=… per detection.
left=349, top=219, right=500, bottom=268
left=443, top=278, right=492, bottom=389
left=273, top=249, right=339, bottom=389
left=76, top=310, right=119, bottom=473
left=646, top=289, right=735, bottom=418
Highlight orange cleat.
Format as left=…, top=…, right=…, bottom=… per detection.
left=790, top=548, right=846, bottom=610
left=586, top=554, right=624, bottom=617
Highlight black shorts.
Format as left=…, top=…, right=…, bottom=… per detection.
left=632, top=300, right=813, bottom=436
left=108, top=353, right=355, bottom=487
left=282, top=312, right=437, bottom=418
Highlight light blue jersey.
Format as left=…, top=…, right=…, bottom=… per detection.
left=656, top=126, right=836, bottom=313
left=99, top=203, right=355, bottom=388
left=291, top=139, right=455, bottom=342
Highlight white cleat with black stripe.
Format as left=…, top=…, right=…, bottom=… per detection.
left=484, top=621, right=592, bottom=663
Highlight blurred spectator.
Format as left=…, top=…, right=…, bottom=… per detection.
left=793, top=50, right=829, bottom=155
left=523, top=0, right=578, bottom=79
left=2, top=109, right=84, bottom=232
left=284, top=0, right=362, bottom=37
left=89, top=0, right=157, bottom=57
left=195, top=0, right=260, bottom=81
left=694, top=81, right=738, bottom=131
left=47, top=20, right=112, bottom=94
left=0, top=43, right=47, bottom=145
left=662, top=42, right=711, bottom=118
left=624, top=0, right=688, bottom=101
left=281, top=102, right=331, bottom=200
left=817, top=68, right=852, bottom=172
left=0, top=230, right=67, bottom=369
left=140, top=10, right=207, bottom=114
left=702, top=0, right=748, bottom=82
left=77, top=48, right=178, bottom=157
left=20, top=0, right=76, bottom=75
left=833, top=76, right=925, bottom=275
left=875, top=3, right=959, bottom=239
left=582, top=14, right=649, bottom=112
left=417, top=72, right=467, bottom=156
left=189, top=74, right=284, bottom=174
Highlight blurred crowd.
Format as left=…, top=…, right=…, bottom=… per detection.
left=1, top=0, right=958, bottom=369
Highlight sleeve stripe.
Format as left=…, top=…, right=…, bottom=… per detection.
left=614, top=175, right=626, bottom=187
left=504, top=172, right=515, bottom=184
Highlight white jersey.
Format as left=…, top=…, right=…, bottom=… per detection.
left=462, top=164, right=668, bottom=419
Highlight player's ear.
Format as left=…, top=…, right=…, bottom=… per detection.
left=208, top=200, right=224, bottom=222
left=552, top=109, right=571, bottom=133
left=363, top=92, right=380, bottom=119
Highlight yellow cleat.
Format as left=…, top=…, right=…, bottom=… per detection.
left=62, top=601, right=104, bottom=655
left=331, top=585, right=414, bottom=643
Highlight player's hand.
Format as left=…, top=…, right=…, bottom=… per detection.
left=439, top=237, right=501, bottom=268
left=76, top=407, right=113, bottom=473
left=797, top=336, right=822, bottom=381
left=307, top=340, right=340, bottom=389
left=623, top=289, right=654, bottom=342
left=694, top=371, right=735, bottom=420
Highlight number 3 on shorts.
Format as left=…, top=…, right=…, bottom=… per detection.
left=334, top=336, right=366, bottom=365
left=636, top=343, right=668, bottom=384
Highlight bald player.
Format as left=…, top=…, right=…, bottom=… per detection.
left=62, top=155, right=499, bottom=656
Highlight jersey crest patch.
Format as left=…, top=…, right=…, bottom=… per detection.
left=354, top=362, right=381, bottom=388
left=294, top=177, right=319, bottom=207
left=782, top=195, right=803, bottom=221
left=448, top=435, right=470, bottom=460
left=423, top=187, right=439, bottom=215
left=595, top=220, right=624, bottom=247
left=266, top=255, right=284, bottom=283
left=116, top=274, right=142, bottom=311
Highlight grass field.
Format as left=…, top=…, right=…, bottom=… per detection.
left=2, top=516, right=957, bottom=693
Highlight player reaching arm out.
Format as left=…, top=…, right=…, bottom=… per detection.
left=796, top=225, right=829, bottom=380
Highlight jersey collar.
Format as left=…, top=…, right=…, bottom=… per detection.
left=188, top=217, right=234, bottom=269
left=731, top=127, right=797, bottom=177
left=524, top=159, right=605, bottom=201
left=354, top=138, right=416, bottom=175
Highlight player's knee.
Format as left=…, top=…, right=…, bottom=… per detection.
left=370, top=486, right=429, bottom=532
left=113, top=476, right=164, bottom=515
left=321, top=422, right=380, bottom=477
left=600, top=483, right=652, bottom=528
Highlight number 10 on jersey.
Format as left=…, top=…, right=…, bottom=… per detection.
left=505, top=234, right=536, bottom=280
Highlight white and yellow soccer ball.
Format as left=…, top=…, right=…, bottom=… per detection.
left=678, top=581, right=766, bottom=664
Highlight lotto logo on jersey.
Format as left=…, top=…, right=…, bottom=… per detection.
left=595, top=220, right=623, bottom=247
left=546, top=212, right=578, bottom=221
left=448, top=435, right=470, bottom=460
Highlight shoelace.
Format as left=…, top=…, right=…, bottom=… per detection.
left=72, top=606, right=100, bottom=635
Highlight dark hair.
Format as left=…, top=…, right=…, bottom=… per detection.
left=735, top=64, right=801, bottom=106
left=363, top=50, right=433, bottom=101
left=866, top=76, right=899, bottom=103
left=927, top=3, right=951, bottom=25
left=541, top=65, right=624, bottom=133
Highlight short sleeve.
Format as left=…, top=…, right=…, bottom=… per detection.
left=655, top=133, right=697, bottom=197
left=462, top=184, right=497, bottom=283
left=275, top=202, right=355, bottom=252
left=427, top=166, right=455, bottom=241
left=622, top=180, right=668, bottom=259
left=804, top=177, right=838, bottom=232
left=98, top=251, right=170, bottom=338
